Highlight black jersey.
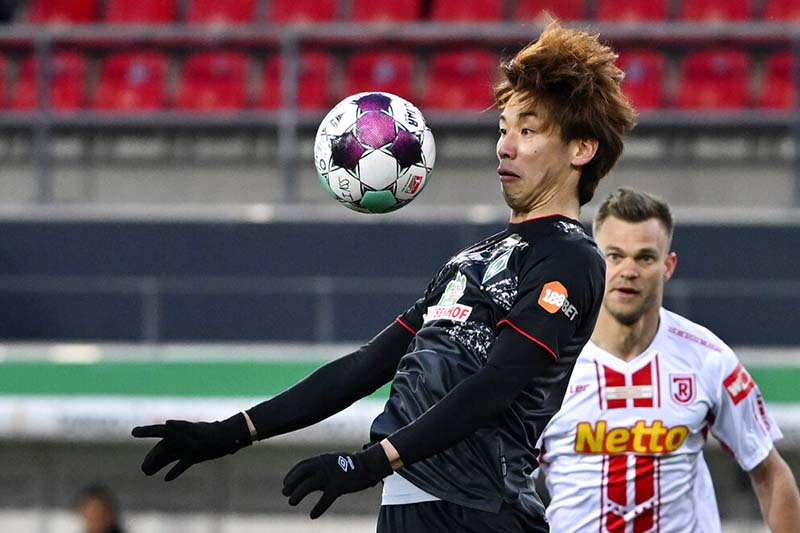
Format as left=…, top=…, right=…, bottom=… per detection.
left=370, top=214, right=605, bottom=515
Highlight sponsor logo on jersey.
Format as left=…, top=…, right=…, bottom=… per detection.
left=538, top=281, right=579, bottom=321
left=724, top=362, right=755, bottom=405
left=574, top=420, right=689, bottom=454
left=482, top=249, right=512, bottom=283
left=670, top=373, right=696, bottom=405
left=424, top=272, right=473, bottom=324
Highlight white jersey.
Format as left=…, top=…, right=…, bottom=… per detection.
left=539, top=308, right=782, bottom=533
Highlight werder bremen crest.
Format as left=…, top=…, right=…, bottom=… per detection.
left=424, top=272, right=473, bottom=324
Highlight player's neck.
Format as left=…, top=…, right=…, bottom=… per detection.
left=591, top=308, right=661, bottom=362
left=509, top=196, right=580, bottom=223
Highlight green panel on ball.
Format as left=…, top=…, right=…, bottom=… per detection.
left=317, top=172, right=339, bottom=200
left=360, top=190, right=399, bottom=213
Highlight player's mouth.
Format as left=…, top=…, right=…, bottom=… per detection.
left=498, top=167, right=521, bottom=183
left=612, top=287, right=641, bottom=298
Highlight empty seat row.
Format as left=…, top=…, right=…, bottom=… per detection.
left=0, top=49, right=794, bottom=112
left=26, top=0, right=800, bottom=24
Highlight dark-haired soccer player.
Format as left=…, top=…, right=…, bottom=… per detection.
left=132, top=21, right=636, bottom=532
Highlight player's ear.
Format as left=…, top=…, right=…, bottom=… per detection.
left=570, top=138, right=598, bottom=168
left=663, top=252, right=678, bottom=282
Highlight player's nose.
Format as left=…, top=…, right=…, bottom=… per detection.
left=497, top=133, right=516, bottom=159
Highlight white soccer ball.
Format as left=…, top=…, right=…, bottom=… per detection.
left=314, top=92, right=436, bottom=213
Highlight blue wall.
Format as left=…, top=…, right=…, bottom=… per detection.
left=0, top=221, right=797, bottom=345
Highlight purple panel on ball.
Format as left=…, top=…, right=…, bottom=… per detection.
left=331, top=132, right=365, bottom=171
left=390, top=129, right=423, bottom=168
left=356, top=93, right=392, bottom=111
left=356, top=112, right=397, bottom=148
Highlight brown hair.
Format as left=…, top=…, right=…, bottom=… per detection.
left=593, top=187, right=674, bottom=244
left=494, top=21, right=637, bottom=205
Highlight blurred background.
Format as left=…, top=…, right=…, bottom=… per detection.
left=0, top=0, right=797, bottom=531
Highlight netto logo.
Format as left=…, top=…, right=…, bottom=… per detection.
left=538, top=281, right=578, bottom=321
left=575, top=420, right=689, bottom=454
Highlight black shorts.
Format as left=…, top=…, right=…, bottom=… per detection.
left=376, top=501, right=549, bottom=533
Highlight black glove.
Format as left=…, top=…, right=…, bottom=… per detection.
left=282, top=443, right=393, bottom=519
left=131, top=413, right=252, bottom=481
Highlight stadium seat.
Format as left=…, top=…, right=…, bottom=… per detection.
left=763, top=0, right=800, bottom=20
left=28, top=0, right=98, bottom=24
left=186, top=0, right=257, bottom=24
left=675, top=50, right=750, bottom=110
left=514, top=0, right=584, bottom=20
left=430, top=0, right=503, bottom=21
left=597, top=0, right=666, bottom=21
left=176, top=52, right=249, bottom=111
left=0, top=56, right=7, bottom=108
left=756, top=52, right=795, bottom=110
left=259, top=52, right=333, bottom=110
left=422, top=50, right=496, bottom=110
left=269, top=0, right=338, bottom=22
left=617, top=50, right=665, bottom=110
left=679, top=0, right=749, bottom=21
left=10, top=52, right=87, bottom=111
left=344, top=51, right=415, bottom=101
left=92, top=52, right=168, bottom=111
left=105, top=0, right=176, bottom=24
left=349, top=0, right=421, bottom=21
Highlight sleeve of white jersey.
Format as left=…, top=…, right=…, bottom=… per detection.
left=709, top=348, right=783, bottom=472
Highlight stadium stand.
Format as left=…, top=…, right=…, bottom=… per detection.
left=344, top=51, right=415, bottom=101
left=757, top=51, right=795, bottom=110
left=186, top=0, right=258, bottom=25
left=513, top=0, right=585, bottom=20
left=27, top=0, right=98, bottom=24
left=259, top=51, right=333, bottom=110
left=269, top=0, right=338, bottom=22
left=675, top=49, right=750, bottom=109
left=617, top=49, right=665, bottom=110
left=763, top=0, right=800, bottom=20
left=422, top=50, right=497, bottom=109
left=104, top=0, right=177, bottom=24
left=92, top=51, right=169, bottom=111
left=430, top=0, right=504, bottom=21
left=176, top=51, right=249, bottom=111
left=9, top=52, right=87, bottom=111
left=679, top=0, right=750, bottom=21
left=596, top=0, right=667, bottom=21
left=349, top=0, right=421, bottom=21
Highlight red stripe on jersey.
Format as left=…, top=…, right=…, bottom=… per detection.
left=594, top=360, right=604, bottom=410
left=607, top=455, right=628, bottom=506
left=497, top=319, right=557, bottom=359
left=603, top=366, right=627, bottom=409
left=606, top=512, right=626, bottom=533
left=655, top=355, right=662, bottom=408
left=634, top=456, right=655, bottom=533
left=395, top=317, right=417, bottom=335
left=633, top=362, right=654, bottom=407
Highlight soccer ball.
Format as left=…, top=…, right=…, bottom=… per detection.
left=314, top=92, right=436, bottom=214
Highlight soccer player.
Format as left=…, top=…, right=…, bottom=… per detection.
left=539, top=187, right=800, bottom=532
left=131, top=22, right=635, bottom=532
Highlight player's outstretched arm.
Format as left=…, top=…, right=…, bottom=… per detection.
left=749, top=448, right=800, bottom=533
left=132, top=320, right=413, bottom=481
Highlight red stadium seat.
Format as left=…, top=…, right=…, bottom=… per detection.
left=597, top=0, right=666, bottom=21
left=617, top=50, right=665, bottom=110
left=176, top=52, right=249, bottom=111
left=10, top=52, right=87, bottom=111
left=187, top=0, right=257, bottom=24
left=105, top=0, right=176, bottom=24
left=756, top=52, right=795, bottom=110
left=259, top=52, right=333, bottom=110
left=28, top=0, right=98, bottom=24
left=763, top=0, right=800, bottom=20
left=675, top=50, right=750, bottom=110
left=514, top=0, right=584, bottom=21
left=679, top=0, right=749, bottom=21
left=430, top=0, right=503, bottom=21
left=422, top=50, right=496, bottom=110
left=349, top=0, right=421, bottom=21
left=344, top=51, right=415, bottom=101
left=269, top=0, right=338, bottom=22
left=0, top=56, right=7, bottom=108
left=92, top=52, right=168, bottom=111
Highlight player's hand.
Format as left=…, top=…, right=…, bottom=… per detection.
left=282, top=444, right=393, bottom=519
left=131, top=413, right=252, bottom=481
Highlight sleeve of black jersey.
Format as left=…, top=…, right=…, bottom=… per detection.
left=247, top=320, right=413, bottom=440
left=387, top=326, right=567, bottom=466
left=498, top=242, right=603, bottom=360
left=396, top=274, right=438, bottom=333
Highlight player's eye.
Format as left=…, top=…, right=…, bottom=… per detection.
left=607, top=253, right=622, bottom=261
left=521, top=128, right=532, bottom=136
left=498, top=127, right=507, bottom=136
